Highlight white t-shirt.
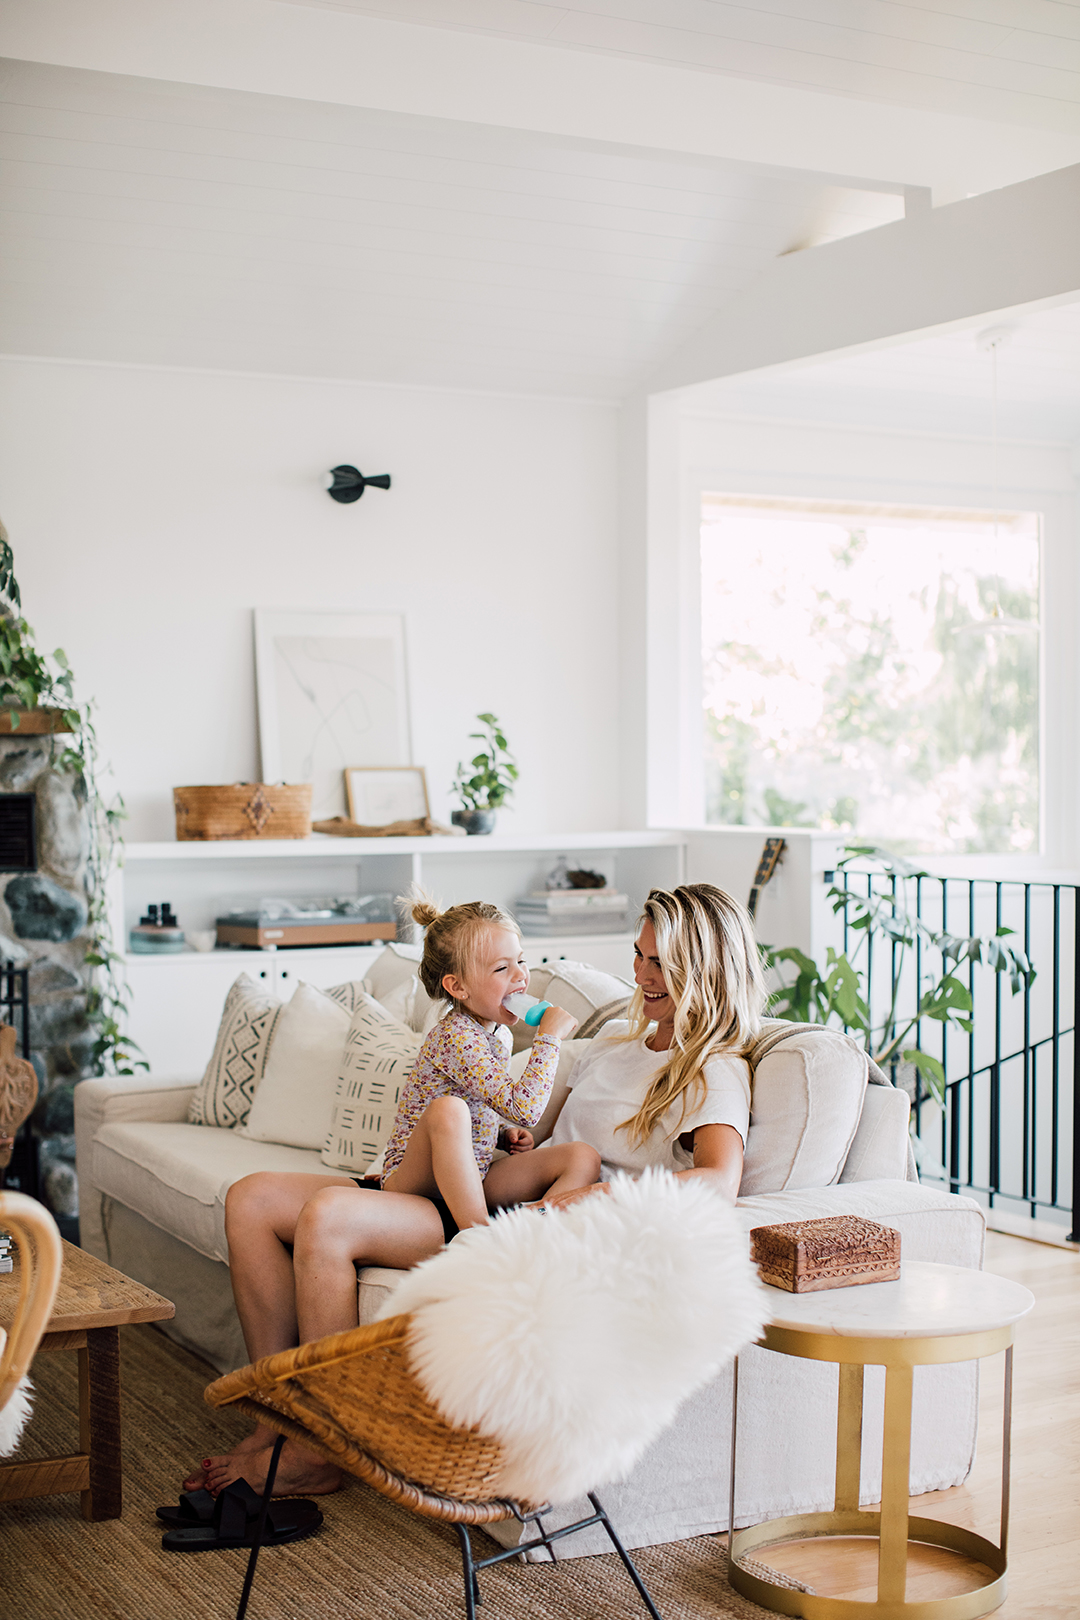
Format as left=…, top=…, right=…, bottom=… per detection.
left=550, top=1019, right=751, bottom=1176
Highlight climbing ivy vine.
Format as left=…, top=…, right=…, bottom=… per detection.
left=0, top=533, right=145, bottom=1074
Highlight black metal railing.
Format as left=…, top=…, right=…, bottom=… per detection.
left=831, top=871, right=1077, bottom=1242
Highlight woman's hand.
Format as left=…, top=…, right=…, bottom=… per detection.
left=537, top=1005, right=579, bottom=1041
left=499, top=1127, right=534, bottom=1154
left=539, top=1182, right=611, bottom=1211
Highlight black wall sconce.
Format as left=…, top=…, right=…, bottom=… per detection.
left=325, top=465, right=392, bottom=504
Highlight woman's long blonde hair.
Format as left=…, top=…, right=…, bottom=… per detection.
left=619, top=883, right=766, bottom=1147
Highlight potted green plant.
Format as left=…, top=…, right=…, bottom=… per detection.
left=451, top=713, right=518, bottom=835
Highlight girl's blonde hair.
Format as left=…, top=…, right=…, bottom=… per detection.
left=620, top=883, right=765, bottom=1147
left=404, top=889, right=521, bottom=1006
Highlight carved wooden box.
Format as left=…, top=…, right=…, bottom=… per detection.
left=750, top=1215, right=901, bottom=1293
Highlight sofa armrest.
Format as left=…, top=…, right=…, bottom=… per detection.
left=76, top=1076, right=198, bottom=1259
left=839, top=1084, right=911, bottom=1183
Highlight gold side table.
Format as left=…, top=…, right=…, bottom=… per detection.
left=728, top=1260, right=1035, bottom=1620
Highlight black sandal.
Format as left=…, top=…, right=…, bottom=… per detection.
left=156, top=1487, right=218, bottom=1527
left=159, top=1479, right=322, bottom=1552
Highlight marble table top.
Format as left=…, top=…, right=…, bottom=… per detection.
left=762, top=1261, right=1034, bottom=1340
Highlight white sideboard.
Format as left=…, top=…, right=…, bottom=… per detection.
left=113, top=831, right=688, bottom=1074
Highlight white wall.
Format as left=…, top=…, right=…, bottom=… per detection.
left=0, top=357, right=620, bottom=840
left=642, top=407, right=1080, bottom=866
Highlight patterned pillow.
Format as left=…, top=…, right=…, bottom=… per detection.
left=320, top=993, right=421, bottom=1174
left=188, top=973, right=283, bottom=1128
left=325, top=978, right=369, bottom=1015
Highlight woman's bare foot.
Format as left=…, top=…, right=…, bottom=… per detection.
left=182, top=1427, right=270, bottom=1492
left=204, top=1437, right=341, bottom=1497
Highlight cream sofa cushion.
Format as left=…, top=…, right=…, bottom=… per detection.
left=240, top=981, right=350, bottom=1150
left=92, top=1121, right=324, bottom=1263
left=379, top=973, right=440, bottom=1034
left=187, top=973, right=283, bottom=1129
left=513, top=960, right=633, bottom=1052
left=321, top=994, right=422, bottom=1174
left=360, top=942, right=424, bottom=1005
left=739, top=1023, right=868, bottom=1196
left=839, top=1083, right=911, bottom=1182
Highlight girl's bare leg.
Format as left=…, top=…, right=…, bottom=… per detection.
left=192, top=1171, right=444, bottom=1496
left=482, top=1139, right=602, bottom=1209
left=382, top=1095, right=489, bottom=1231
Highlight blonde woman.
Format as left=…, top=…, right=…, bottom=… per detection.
left=184, top=882, right=760, bottom=1500
left=546, top=883, right=765, bottom=1204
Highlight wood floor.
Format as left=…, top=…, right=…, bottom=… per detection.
left=757, top=1232, right=1080, bottom=1618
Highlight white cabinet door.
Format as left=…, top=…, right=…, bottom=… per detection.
left=125, top=954, right=249, bottom=1076
left=271, top=946, right=385, bottom=994
left=124, top=945, right=388, bottom=1075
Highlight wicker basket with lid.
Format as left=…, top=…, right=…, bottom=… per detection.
left=173, top=783, right=312, bottom=842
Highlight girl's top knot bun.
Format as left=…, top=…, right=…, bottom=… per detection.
left=396, top=886, right=520, bottom=1005
left=410, top=897, right=441, bottom=929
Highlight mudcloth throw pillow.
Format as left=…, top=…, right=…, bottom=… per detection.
left=188, top=973, right=282, bottom=1129
left=320, top=993, right=422, bottom=1174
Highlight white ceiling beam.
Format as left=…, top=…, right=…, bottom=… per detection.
left=4, top=0, right=1080, bottom=206
left=645, top=164, right=1080, bottom=396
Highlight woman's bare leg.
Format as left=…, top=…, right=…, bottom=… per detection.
left=293, top=1184, right=446, bottom=1340
left=185, top=1171, right=353, bottom=1491
left=382, top=1095, right=488, bottom=1231
left=482, top=1139, right=602, bottom=1209
left=192, top=1172, right=444, bottom=1495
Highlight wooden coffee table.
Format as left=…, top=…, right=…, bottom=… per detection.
left=0, top=1239, right=174, bottom=1520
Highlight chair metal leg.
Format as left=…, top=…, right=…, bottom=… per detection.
left=455, top=1523, right=481, bottom=1620
left=588, top=1493, right=664, bottom=1620
left=235, top=1433, right=285, bottom=1620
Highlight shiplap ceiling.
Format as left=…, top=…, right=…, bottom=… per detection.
left=688, top=297, right=1080, bottom=441
left=0, top=58, right=906, bottom=395
left=284, top=0, right=1080, bottom=132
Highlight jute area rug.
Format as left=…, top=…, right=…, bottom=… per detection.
left=2, top=1324, right=786, bottom=1620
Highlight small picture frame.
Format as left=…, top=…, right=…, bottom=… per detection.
left=345, top=766, right=430, bottom=827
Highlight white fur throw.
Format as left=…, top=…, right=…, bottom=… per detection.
left=380, top=1170, right=766, bottom=1504
left=0, top=1375, right=33, bottom=1458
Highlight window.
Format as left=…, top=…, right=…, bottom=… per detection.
left=700, top=496, right=1040, bottom=854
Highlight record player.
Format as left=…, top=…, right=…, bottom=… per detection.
left=215, top=895, right=398, bottom=949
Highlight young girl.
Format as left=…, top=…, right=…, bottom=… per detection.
left=381, top=896, right=601, bottom=1232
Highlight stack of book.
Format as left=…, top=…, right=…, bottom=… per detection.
left=514, top=889, right=630, bottom=936
left=0, top=1230, right=12, bottom=1275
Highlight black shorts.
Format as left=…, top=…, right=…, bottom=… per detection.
left=351, top=1177, right=458, bottom=1244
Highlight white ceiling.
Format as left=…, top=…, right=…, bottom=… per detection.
left=0, top=58, right=905, bottom=395
left=687, top=297, right=1080, bottom=441
left=283, top=0, right=1080, bottom=132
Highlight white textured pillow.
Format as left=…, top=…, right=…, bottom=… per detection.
left=240, top=981, right=351, bottom=1150
left=188, top=973, right=283, bottom=1128
left=320, top=993, right=421, bottom=1173
left=379, top=972, right=440, bottom=1034
left=360, top=942, right=423, bottom=1005
left=512, top=959, right=633, bottom=1052
left=739, top=1024, right=868, bottom=1196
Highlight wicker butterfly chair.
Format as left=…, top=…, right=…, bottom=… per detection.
left=205, top=1311, right=664, bottom=1620
left=0, top=1191, right=63, bottom=1451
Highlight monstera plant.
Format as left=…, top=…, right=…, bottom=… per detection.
left=764, top=843, right=1033, bottom=1106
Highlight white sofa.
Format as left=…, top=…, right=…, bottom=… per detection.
left=75, top=989, right=986, bottom=1557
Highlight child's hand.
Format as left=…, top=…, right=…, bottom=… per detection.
left=537, top=1005, right=579, bottom=1041
left=500, top=1127, right=534, bottom=1154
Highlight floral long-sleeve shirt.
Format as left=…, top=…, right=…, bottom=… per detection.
left=381, top=1008, right=561, bottom=1183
